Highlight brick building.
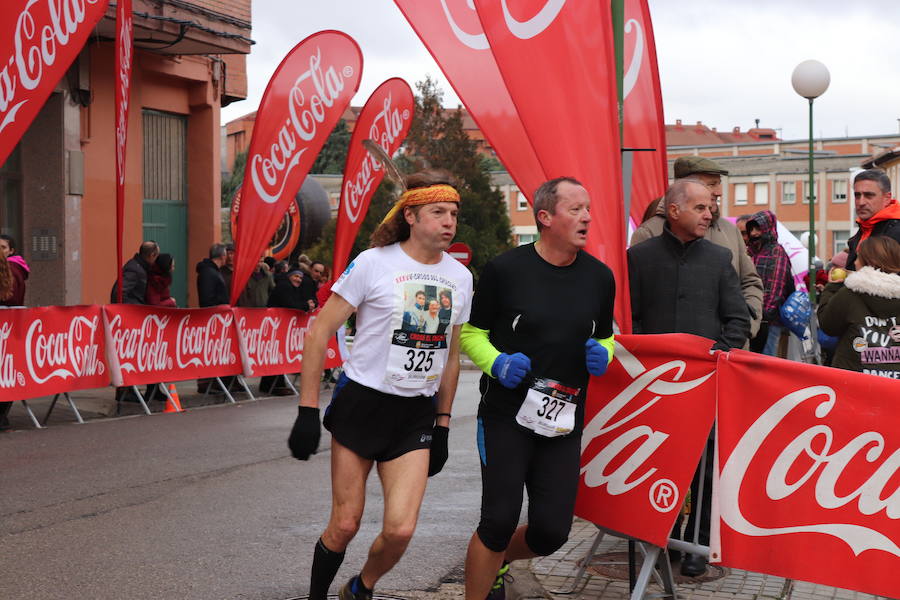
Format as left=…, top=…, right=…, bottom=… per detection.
left=0, top=0, right=251, bottom=307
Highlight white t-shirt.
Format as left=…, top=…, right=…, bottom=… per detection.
left=332, top=244, right=473, bottom=397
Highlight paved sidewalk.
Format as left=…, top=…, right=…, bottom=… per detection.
left=515, top=518, right=890, bottom=600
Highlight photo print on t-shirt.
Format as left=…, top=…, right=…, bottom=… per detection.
left=387, top=277, right=458, bottom=387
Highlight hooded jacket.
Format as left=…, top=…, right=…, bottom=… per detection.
left=846, top=201, right=900, bottom=270
left=818, top=266, right=900, bottom=377
left=2, top=255, right=29, bottom=306
left=747, top=210, right=793, bottom=323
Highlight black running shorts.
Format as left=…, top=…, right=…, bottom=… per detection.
left=323, top=378, right=436, bottom=462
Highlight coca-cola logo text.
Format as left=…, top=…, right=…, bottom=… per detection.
left=115, top=0, right=132, bottom=185
left=442, top=0, right=566, bottom=50
left=0, top=322, right=24, bottom=388
left=0, top=0, right=102, bottom=132
left=176, top=313, right=236, bottom=368
left=719, top=385, right=900, bottom=557
left=239, top=315, right=283, bottom=369
left=284, top=315, right=310, bottom=364
left=25, top=315, right=104, bottom=384
left=581, top=344, right=714, bottom=509
left=110, top=313, right=171, bottom=373
left=249, top=47, right=352, bottom=204
left=343, top=94, right=408, bottom=224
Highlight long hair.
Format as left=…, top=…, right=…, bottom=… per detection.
left=0, top=254, right=13, bottom=301
left=857, top=236, right=900, bottom=274
left=370, top=169, right=457, bottom=248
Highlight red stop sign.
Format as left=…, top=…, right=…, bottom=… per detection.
left=448, top=242, right=472, bottom=265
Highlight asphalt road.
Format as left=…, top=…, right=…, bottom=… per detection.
left=1, top=371, right=487, bottom=600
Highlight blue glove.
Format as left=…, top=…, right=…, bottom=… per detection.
left=585, top=339, right=609, bottom=376
left=491, top=352, right=531, bottom=389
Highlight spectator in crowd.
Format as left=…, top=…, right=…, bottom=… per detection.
left=818, top=236, right=900, bottom=378
left=237, top=257, right=275, bottom=307
left=196, top=243, right=229, bottom=307
left=221, top=243, right=236, bottom=293
left=301, top=260, right=325, bottom=310
left=268, top=269, right=311, bottom=312
left=745, top=211, right=793, bottom=356
left=846, top=170, right=900, bottom=270
left=261, top=268, right=310, bottom=396
left=111, top=240, right=158, bottom=304
left=273, top=260, right=290, bottom=288
left=628, top=180, right=750, bottom=578
left=0, top=235, right=28, bottom=306
left=196, top=243, right=229, bottom=394
left=316, top=264, right=334, bottom=309
left=0, top=246, right=21, bottom=431
left=631, top=157, right=763, bottom=341
left=735, top=214, right=751, bottom=247
left=146, top=253, right=177, bottom=307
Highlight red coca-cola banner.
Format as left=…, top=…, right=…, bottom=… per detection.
left=623, top=0, right=667, bottom=225
left=0, top=305, right=109, bottom=402
left=231, top=31, right=362, bottom=305
left=233, top=308, right=342, bottom=377
left=713, top=350, right=900, bottom=599
left=393, top=0, right=546, bottom=202
left=576, top=334, right=717, bottom=548
left=473, top=1, right=631, bottom=332
left=332, top=78, right=414, bottom=278
left=103, top=305, right=242, bottom=387
left=114, top=0, right=133, bottom=302
left=0, top=0, right=110, bottom=167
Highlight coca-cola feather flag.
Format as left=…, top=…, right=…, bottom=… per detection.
left=393, top=0, right=546, bottom=202
left=623, top=0, right=667, bottom=226
left=332, top=78, right=414, bottom=278
left=230, top=31, right=362, bottom=304
left=473, top=0, right=630, bottom=332
left=115, top=0, right=133, bottom=303
left=0, top=0, right=110, bottom=167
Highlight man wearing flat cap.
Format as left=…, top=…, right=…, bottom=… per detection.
left=631, top=156, right=763, bottom=339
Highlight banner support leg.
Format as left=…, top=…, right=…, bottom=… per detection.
left=237, top=375, right=255, bottom=401
left=43, top=394, right=61, bottom=425
left=65, top=393, right=84, bottom=424
left=551, top=527, right=606, bottom=594
left=284, top=373, right=298, bottom=396
left=132, top=385, right=151, bottom=415
left=20, top=400, right=42, bottom=429
left=215, top=377, right=236, bottom=404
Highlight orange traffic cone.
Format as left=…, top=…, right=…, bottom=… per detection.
left=164, top=383, right=183, bottom=413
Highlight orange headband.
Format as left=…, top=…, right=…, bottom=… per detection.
left=380, top=184, right=461, bottom=225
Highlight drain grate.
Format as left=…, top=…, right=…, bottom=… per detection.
left=582, top=551, right=729, bottom=584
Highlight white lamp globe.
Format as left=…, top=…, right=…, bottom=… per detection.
left=792, top=60, right=830, bottom=99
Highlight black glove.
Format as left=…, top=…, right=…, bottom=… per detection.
left=427, top=425, right=449, bottom=477
left=288, top=406, right=321, bottom=460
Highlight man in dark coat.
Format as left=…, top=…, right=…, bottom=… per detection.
left=846, top=169, right=900, bottom=269
left=111, top=241, right=158, bottom=304
left=627, top=179, right=750, bottom=578
left=196, top=243, right=228, bottom=307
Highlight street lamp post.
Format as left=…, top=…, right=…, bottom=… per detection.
left=791, top=60, right=830, bottom=305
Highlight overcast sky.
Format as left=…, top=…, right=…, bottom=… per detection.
left=221, top=1, right=900, bottom=142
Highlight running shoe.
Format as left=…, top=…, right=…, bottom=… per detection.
left=487, top=561, right=512, bottom=600
left=338, top=576, right=372, bottom=600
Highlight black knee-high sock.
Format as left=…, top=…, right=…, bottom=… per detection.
left=309, top=537, right=345, bottom=600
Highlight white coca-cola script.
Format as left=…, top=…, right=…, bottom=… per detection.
left=25, top=315, right=104, bottom=383
left=581, top=344, right=714, bottom=501
left=176, top=313, right=235, bottom=369
left=0, top=0, right=101, bottom=132
left=239, top=315, right=283, bottom=369
left=110, top=313, right=171, bottom=373
left=342, top=94, right=408, bottom=224
left=718, top=385, right=900, bottom=557
left=249, top=47, right=353, bottom=204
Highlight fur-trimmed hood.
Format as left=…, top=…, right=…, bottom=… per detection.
left=844, top=266, right=900, bottom=299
